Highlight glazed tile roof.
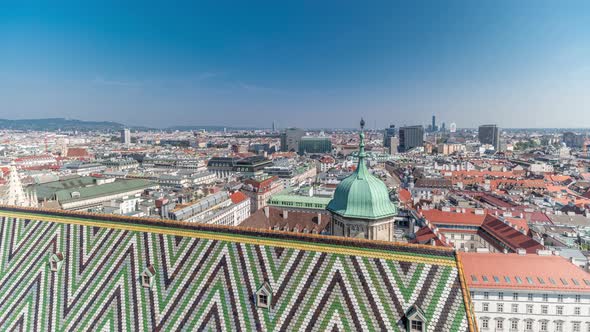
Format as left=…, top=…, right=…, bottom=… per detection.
left=0, top=206, right=475, bottom=331
left=460, top=252, right=590, bottom=292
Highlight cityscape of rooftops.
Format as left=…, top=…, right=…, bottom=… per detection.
left=1, top=1, right=590, bottom=332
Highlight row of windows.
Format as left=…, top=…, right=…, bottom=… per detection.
left=449, top=233, right=475, bottom=240
left=477, top=291, right=584, bottom=303
left=481, top=319, right=586, bottom=332
left=472, top=274, right=590, bottom=286
left=270, top=201, right=324, bottom=208
left=481, top=302, right=584, bottom=315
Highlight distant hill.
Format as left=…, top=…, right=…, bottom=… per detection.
left=166, top=125, right=263, bottom=131
left=0, top=118, right=127, bottom=131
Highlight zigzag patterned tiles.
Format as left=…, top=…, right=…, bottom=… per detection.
left=0, top=210, right=472, bottom=331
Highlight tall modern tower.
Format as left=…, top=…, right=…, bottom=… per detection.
left=280, top=128, right=304, bottom=152
left=399, top=125, right=424, bottom=152
left=121, top=128, right=131, bottom=145
left=432, top=115, right=437, bottom=132
left=478, top=124, right=500, bottom=151
left=383, top=125, right=396, bottom=148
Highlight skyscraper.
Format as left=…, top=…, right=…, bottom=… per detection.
left=280, top=128, right=304, bottom=152
left=399, top=125, right=424, bottom=152
left=121, top=128, right=131, bottom=145
left=383, top=124, right=396, bottom=147
left=432, top=115, right=437, bottom=132
left=478, top=124, right=500, bottom=151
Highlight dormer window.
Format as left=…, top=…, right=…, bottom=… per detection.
left=141, top=265, right=156, bottom=288
left=49, top=252, right=64, bottom=272
left=404, top=304, right=427, bottom=332
left=255, top=282, right=272, bottom=310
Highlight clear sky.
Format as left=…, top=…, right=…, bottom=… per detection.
left=1, top=1, right=589, bottom=129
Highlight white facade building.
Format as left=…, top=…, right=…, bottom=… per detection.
left=461, top=252, right=590, bottom=332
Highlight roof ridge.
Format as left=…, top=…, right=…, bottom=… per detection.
left=0, top=205, right=455, bottom=256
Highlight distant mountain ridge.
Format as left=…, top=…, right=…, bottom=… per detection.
left=0, top=118, right=127, bottom=131
left=0, top=118, right=263, bottom=132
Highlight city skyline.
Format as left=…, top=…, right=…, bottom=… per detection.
left=2, top=1, right=590, bottom=128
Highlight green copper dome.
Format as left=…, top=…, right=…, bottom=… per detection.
left=327, top=121, right=397, bottom=220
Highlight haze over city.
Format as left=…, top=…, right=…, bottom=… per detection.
left=1, top=1, right=590, bottom=129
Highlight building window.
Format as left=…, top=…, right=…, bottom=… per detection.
left=575, top=307, right=581, bottom=315
left=49, top=252, right=65, bottom=272
left=541, top=305, right=548, bottom=314
left=483, top=292, right=489, bottom=300
left=542, top=294, right=548, bottom=302
left=526, top=320, right=533, bottom=331
left=512, top=304, right=518, bottom=313
left=410, top=320, right=423, bottom=332
left=481, top=318, right=489, bottom=329
left=140, top=265, right=156, bottom=289
left=511, top=320, right=518, bottom=330
left=496, top=320, right=503, bottom=330
left=498, top=292, right=504, bottom=300
left=255, top=282, right=272, bottom=309
left=258, top=294, right=268, bottom=307
left=513, top=293, right=518, bottom=301
left=497, top=303, right=503, bottom=313
left=557, top=294, right=564, bottom=302
left=540, top=321, right=548, bottom=331
left=575, top=295, right=581, bottom=303
left=573, top=322, right=581, bottom=332
left=528, top=293, right=533, bottom=301
left=556, top=321, right=563, bottom=332
left=556, top=306, right=563, bottom=315
left=483, top=303, right=489, bottom=312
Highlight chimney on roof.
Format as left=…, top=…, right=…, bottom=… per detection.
left=430, top=238, right=436, bottom=246
left=536, top=249, right=552, bottom=256
left=317, top=213, right=322, bottom=224
left=264, top=206, right=270, bottom=218
left=283, top=210, right=288, bottom=219
left=503, top=249, right=508, bottom=254
left=517, top=248, right=526, bottom=255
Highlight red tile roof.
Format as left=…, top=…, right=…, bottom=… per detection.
left=65, top=148, right=91, bottom=158
left=240, top=207, right=330, bottom=233
left=420, top=209, right=487, bottom=226
left=410, top=226, right=448, bottom=247
left=460, top=252, right=590, bottom=292
left=398, top=189, right=412, bottom=203
left=230, top=191, right=248, bottom=204
left=480, top=215, right=543, bottom=253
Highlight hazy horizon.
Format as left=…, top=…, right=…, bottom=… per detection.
left=2, top=1, right=590, bottom=129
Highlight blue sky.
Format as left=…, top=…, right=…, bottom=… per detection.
left=1, top=1, right=589, bottom=128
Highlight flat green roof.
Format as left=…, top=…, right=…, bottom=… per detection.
left=56, top=179, right=154, bottom=203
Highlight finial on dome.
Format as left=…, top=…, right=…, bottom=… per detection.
left=360, top=118, right=365, bottom=130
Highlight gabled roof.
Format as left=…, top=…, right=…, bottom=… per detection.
left=479, top=215, right=544, bottom=253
